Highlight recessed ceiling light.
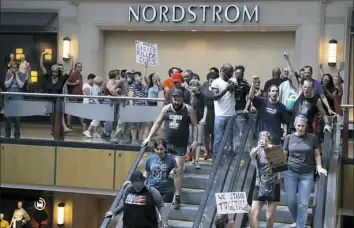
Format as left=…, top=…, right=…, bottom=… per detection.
left=225, top=30, right=231, bottom=32
left=128, top=29, right=133, bottom=31
left=160, top=29, right=166, bottom=31
left=260, top=29, right=267, bottom=32
left=192, top=29, right=198, bottom=32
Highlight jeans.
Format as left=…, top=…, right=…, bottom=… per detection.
left=212, top=116, right=232, bottom=159
left=284, top=170, right=314, bottom=228
left=233, top=111, right=247, bottom=150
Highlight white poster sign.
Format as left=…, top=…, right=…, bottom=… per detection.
left=264, top=146, right=288, bottom=173
left=135, top=40, right=158, bottom=66
left=215, top=192, right=248, bottom=214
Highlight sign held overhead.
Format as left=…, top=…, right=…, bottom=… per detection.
left=135, top=40, right=158, bottom=66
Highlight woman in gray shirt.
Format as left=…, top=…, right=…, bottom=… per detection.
left=283, top=115, right=327, bottom=228
left=249, top=131, right=280, bottom=228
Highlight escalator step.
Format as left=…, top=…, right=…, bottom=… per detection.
left=168, top=219, right=193, bottom=228
left=245, top=221, right=311, bottom=228
left=259, top=205, right=312, bottom=225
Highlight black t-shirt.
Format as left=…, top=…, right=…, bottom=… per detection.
left=263, top=78, right=286, bottom=92
left=291, top=93, right=320, bottom=132
left=41, top=73, right=69, bottom=95
left=234, top=80, right=250, bottom=111
left=323, top=86, right=338, bottom=113
left=163, top=104, right=191, bottom=146
left=191, top=92, right=204, bottom=122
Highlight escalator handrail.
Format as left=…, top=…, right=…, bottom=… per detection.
left=192, top=116, right=236, bottom=228
left=100, top=146, right=148, bottom=228
left=192, top=116, right=254, bottom=228
left=312, top=127, right=334, bottom=228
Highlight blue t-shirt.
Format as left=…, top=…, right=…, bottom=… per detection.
left=145, top=154, right=177, bottom=193
left=253, top=96, right=289, bottom=145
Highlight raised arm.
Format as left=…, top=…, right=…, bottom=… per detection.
left=284, top=53, right=299, bottom=92
left=39, top=51, right=48, bottom=75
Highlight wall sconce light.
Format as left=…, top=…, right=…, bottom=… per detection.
left=63, top=37, right=71, bottom=61
left=44, top=48, right=53, bottom=61
left=15, top=48, right=23, bottom=60
left=57, top=203, right=65, bottom=227
left=30, top=71, right=38, bottom=83
left=328, top=39, right=338, bottom=67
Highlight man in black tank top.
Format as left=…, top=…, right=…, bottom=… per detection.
left=289, top=79, right=331, bottom=133
left=142, top=89, right=198, bottom=210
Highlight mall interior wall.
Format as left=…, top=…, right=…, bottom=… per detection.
left=1, top=0, right=352, bottom=81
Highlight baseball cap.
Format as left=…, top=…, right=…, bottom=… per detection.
left=126, top=69, right=134, bottom=74
left=171, top=72, right=183, bottom=83
left=172, top=89, right=184, bottom=97
left=130, top=171, right=145, bottom=182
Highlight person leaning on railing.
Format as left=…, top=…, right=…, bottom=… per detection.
left=4, top=61, right=27, bottom=138
left=105, top=171, right=169, bottom=228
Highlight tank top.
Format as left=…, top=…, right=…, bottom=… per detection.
left=292, top=93, right=319, bottom=132
left=123, top=186, right=157, bottom=228
left=163, top=104, right=191, bottom=146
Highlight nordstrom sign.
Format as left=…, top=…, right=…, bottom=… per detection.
left=128, top=5, right=259, bottom=23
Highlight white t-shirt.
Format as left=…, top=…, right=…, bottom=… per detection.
left=211, top=77, right=236, bottom=117
left=82, top=82, right=92, bottom=104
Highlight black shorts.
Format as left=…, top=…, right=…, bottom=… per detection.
left=161, top=191, right=174, bottom=203
left=252, top=184, right=281, bottom=202
left=167, top=144, right=187, bottom=157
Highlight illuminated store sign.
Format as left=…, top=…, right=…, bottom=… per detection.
left=128, top=5, right=259, bottom=23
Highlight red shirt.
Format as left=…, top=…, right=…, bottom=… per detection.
left=67, top=71, right=83, bottom=95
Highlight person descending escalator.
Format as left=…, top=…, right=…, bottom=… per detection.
left=249, top=131, right=281, bottom=228
left=105, top=171, right=169, bottom=228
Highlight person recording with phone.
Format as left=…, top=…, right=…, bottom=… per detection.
left=210, top=63, right=237, bottom=159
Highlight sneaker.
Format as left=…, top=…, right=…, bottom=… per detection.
left=92, top=133, right=100, bottom=138
left=83, top=130, right=92, bottom=138
left=173, top=195, right=181, bottom=209
left=290, top=223, right=296, bottom=228
left=193, top=160, right=201, bottom=169
left=185, top=153, right=192, bottom=162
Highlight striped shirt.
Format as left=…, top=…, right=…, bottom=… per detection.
left=129, top=83, right=147, bottom=106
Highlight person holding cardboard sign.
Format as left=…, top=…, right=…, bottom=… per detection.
left=249, top=131, right=280, bottom=228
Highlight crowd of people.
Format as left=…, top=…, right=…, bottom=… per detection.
left=3, top=50, right=345, bottom=228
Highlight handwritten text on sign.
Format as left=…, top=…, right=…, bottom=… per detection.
left=215, top=192, right=248, bottom=214
left=264, top=146, right=288, bottom=173
left=135, top=40, right=158, bottom=66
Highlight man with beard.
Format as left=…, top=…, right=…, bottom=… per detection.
left=248, top=76, right=289, bottom=145
left=142, top=89, right=198, bottom=210
left=105, top=171, right=168, bottom=228
left=211, top=63, right=237, bottom=158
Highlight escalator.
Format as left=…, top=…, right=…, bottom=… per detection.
left=100, top=115, right=338, bottom=228
left=230, top=122, right=337, bottom=228
left=100, top=115, right=254, bottom=228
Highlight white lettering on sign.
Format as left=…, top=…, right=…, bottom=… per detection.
left=135, top=40, right=158, bottom=66
left=128, top=5, right=259, bottom=23
left=215, top=192, right=249, bottom=214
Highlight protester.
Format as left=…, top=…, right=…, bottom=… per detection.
left=105, top=171, right=168, bottom=228
left=283, top=115, right=327, bottom=228
left=142, top=89, right=198, bottom=209
left=249, top=131, right=280, bottom=228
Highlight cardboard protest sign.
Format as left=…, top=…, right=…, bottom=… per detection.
left=215, top=192, right=249, bottom=214
left=264, top=146, right=288, bottom=173
left=135, top=40, right=158, bottom=66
